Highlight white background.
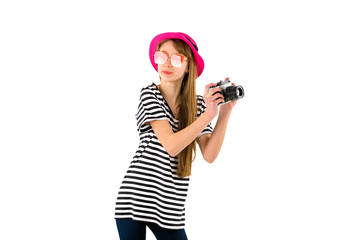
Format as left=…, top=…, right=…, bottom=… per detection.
left=1, top=0, right=359, bottom=239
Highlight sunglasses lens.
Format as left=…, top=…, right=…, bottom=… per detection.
left=154, top=52, right=185, bottom=68
left=171, top=54, right=182, bottom=68
left=154, top=51, right=167, bottom=65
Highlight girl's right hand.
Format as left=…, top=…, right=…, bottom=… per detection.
left=203, top=83, right=225, bottom=120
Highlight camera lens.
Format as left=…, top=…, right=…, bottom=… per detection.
left=224, top=86, right=235, bottom=100
left=236, top=86, right=244, bottom=98
left=224, top=85, right=244, bottom=101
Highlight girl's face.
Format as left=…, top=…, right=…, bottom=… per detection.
left=157, top=40, right=188, bottom=84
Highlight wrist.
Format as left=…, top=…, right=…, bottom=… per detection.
left=219, top=107, right=232, bottom=116
left=201, top=110, right=214, bottom=123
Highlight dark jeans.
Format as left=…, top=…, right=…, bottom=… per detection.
left=115, top=218, right=188, bottom=240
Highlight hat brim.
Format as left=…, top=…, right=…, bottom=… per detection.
left=149, top=32, right=204, bottom=77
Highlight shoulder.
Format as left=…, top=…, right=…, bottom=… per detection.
left=139, top=83, right=161, bottom=100
left=140, top=83, right=157, bottom=95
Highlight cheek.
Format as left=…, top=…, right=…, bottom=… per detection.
left=180, top=62, right=189, bottom=73
left=175, top=66, right=187, bottom=77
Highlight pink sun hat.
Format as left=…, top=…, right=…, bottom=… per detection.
left=149, top=32, right=205, bottom=77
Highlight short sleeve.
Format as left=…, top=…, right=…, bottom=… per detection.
left=197, top=96, right=213, bottom=138
left=136, top=86, right=168, bottom=132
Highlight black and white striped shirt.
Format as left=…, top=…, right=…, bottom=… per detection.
left=115, top=83, right=213, bottom=229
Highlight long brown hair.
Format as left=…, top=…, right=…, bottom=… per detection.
left=157, top=39, right=198, bottom=178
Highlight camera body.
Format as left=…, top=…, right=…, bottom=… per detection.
left=209, top=80, right=244, bottom=105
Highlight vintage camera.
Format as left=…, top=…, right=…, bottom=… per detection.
left=209, top=79, right=244, bottom=105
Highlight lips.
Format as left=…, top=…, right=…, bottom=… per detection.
left=162, top=71, right=172, bottom=75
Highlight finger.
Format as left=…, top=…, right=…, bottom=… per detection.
left=209, top=87, right=222, bottom=95
left=215, top=98, right=225, bottom=106
left=206, top=91, right=223, bottom=101
left=204, top=87, right=220, bottom=99
left=204, top=90, right=216, bottom=99
left=211, top=93, right=224, bottom=101
left=204, top=83, right=217, bottom=93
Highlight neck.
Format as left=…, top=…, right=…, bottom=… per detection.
left=157, top=80, right=182, bottom=107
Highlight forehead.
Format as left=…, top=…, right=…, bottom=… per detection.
left=159, top=40, right=178, bottom=53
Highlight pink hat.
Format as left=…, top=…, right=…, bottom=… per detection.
left=149, top=32, right=205, bottom=77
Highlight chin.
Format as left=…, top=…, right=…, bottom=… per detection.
left=161, top=75, right=181, bottom=82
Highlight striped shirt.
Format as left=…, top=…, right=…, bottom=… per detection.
left=114, top=83, right=213, bottom=229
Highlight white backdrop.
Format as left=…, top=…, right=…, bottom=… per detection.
left=1, top=0, right=359, bottom=239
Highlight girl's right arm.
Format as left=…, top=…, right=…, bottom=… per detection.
left=150, top=84, right=223, bottom=157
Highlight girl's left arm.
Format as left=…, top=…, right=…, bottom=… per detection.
left=197, top=102, right=236, bottom=163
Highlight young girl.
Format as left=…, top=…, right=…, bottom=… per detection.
left=114, top=32, right=237, bottom=240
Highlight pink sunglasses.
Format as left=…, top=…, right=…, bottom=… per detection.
left=154, top=51, right=188, bottom=68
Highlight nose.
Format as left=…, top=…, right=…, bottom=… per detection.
left=163, top=57, right=172, bottom=67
